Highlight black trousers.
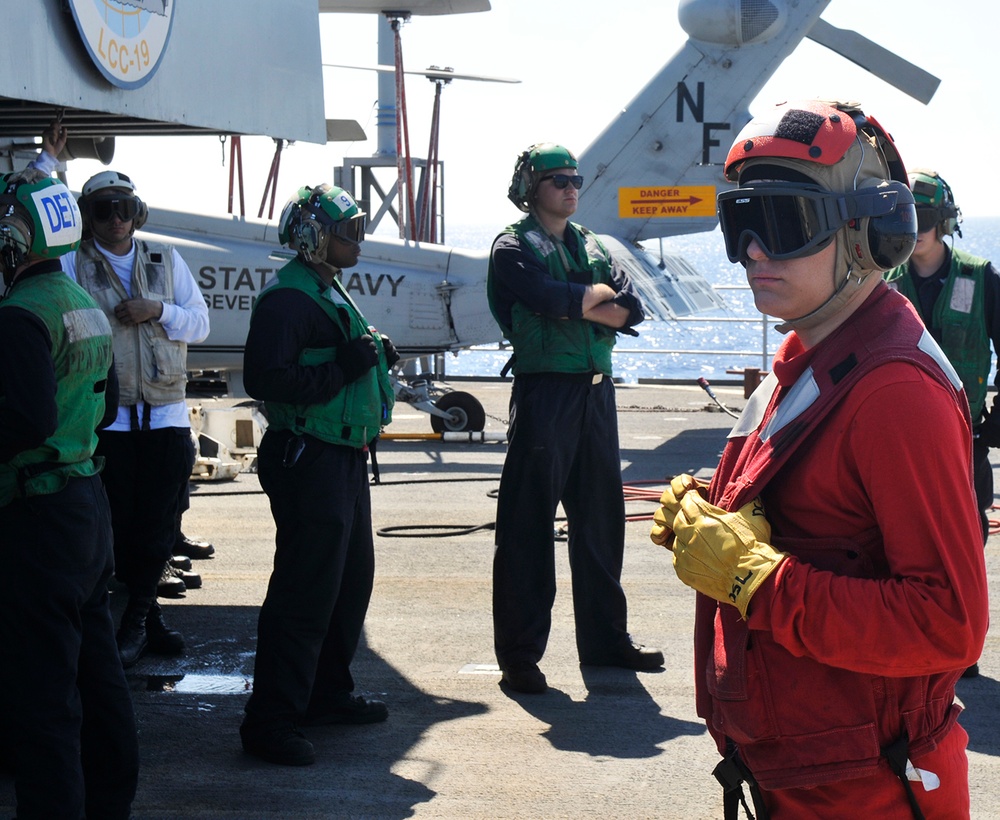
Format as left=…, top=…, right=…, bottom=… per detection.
left=0, top=475, right=138, bottom=819
left=244, top=430, right=375, bottom=728
left=973, top=437, right=993, bottom=545
left=96, top=427, right=195, bottom=598
left=492, top=374, right=630, bottom=668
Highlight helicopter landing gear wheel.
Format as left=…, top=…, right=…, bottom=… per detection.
left=430, top=391, right=486, bottom=433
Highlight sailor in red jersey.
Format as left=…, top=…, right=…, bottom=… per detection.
left=651, top=100, right=988, bottom=819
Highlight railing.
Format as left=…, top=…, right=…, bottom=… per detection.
left=609, top=283, right=777, bottom=374
left=440, top=284, right=780, bottom=381
left=621, top=315, right=774, bottom=373
left=699, top=284, right=775, bottom=372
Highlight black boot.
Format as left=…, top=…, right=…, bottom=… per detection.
left=146, top=601, right=185, bottom=655
left=174, top=531, right=215, bottom=560
left=117, top=595, right=153, bottom=668
left=157, top=562, right=186, bottom=598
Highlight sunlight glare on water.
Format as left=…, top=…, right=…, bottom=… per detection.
left=443, top=218, right=1000, bottom=383
left=144, top=674, right=252, bottom=695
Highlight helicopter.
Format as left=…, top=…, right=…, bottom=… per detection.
left=0, top=0, right=939, bottom=437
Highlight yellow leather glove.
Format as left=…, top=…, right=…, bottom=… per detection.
left=671, top=493, right=787, bottom=619
left=650, top=474, right=708, bottom=548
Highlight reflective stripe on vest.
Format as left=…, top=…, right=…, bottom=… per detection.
left=0, top=273, right=112, bottom=505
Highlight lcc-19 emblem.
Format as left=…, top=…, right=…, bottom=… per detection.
left=67, top=0, right=175, bottom=90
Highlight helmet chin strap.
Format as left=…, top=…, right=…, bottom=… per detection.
left=774, top=265, right=876, bottom=334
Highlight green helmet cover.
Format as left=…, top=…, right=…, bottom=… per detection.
left=0, top=171, right=82, bottom=260
left=909, top=169, right=950, bottom=207
left=278, top=183, right=366, bottom=255
left=507, top=142, right=579, bottom=212
left=526, top=143, right=578, bottom=175
left=908, top=168, right=960, bottom=236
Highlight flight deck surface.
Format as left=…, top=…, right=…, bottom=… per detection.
left=4, top=380, right=997, bottom=819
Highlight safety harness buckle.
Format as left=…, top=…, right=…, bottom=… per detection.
left=713, top=749, right=769, bottom=820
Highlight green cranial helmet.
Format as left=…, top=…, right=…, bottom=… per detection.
left=507, top=142, right=579, bottom=212
left=909, top=169, right=961, bottom=237
left=278, top=183, right=366, bottom=259
left=0, top=170, right=82, bottom=277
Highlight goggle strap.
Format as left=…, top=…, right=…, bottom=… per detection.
left=840, top=188, right=900, bottom=220
left=724, top=186, right=896, bottom=228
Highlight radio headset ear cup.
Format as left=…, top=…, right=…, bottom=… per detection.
left=293, top=215, right=327, bottom=257
left=852, top=179, right=917, bottom=271
left=518, top=159, right=532, bottom=203
left=507, top=149, right=533, bottom=212
left=939, top=179, right=960, bottom=237
left=0, top=212, right=31, bottom=274
left=77, top=191, right=91, bottom=231
left=942, top=211, right=960, bottom=238
left=0, top=211, right=32, bottom=254
left=132, top=197, right=148, bottom=230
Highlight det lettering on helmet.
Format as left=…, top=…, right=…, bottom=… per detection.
left=31, top=187, right=81, bottom=247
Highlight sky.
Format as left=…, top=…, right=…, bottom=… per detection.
left=62, top=0, right=1000, bottom=237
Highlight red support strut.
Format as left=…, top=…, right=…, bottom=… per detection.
left=257, top=139, right=284, bottom=220
left=227, top=135, right=245, bottom=217
left=391, top=16, right=417, bottom=240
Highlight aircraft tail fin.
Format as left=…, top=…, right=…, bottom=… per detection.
left=573, top=1, right=831, bottom=243
left=573, top=0, right=936, bottom=245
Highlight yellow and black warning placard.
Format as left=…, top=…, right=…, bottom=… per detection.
left=618, top=186, right=716, bottom=218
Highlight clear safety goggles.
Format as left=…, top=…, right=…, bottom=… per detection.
left=89, top=196, right=140, bottom=223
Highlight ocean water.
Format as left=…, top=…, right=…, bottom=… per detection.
left=442, top=216, right=1000, bottom=383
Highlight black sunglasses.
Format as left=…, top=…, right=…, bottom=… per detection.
left=541, top=174, right=584, bottom=190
